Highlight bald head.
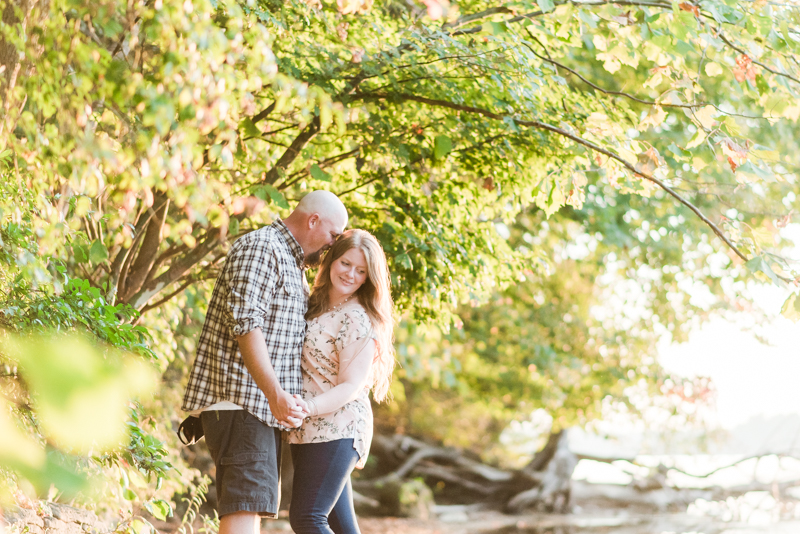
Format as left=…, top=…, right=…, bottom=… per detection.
left=295, top=190, right=348, bottom=227
left=283, top=190, right=348, bottom=267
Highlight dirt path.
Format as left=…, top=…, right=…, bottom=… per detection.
left=261, top=512, right=800, bottom=534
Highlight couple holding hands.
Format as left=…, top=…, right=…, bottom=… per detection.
left=181, top=190, right=395, bottom=534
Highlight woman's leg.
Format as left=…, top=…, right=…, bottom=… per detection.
left=328, top=478, right=360, bottom=534
left=289, top=439, right=360, bottom=534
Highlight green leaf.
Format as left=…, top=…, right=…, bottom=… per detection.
left=434, top=135, right=453, bottom=159
left=395, top=253, right=413, bottom=269
left=228, top=217, right=239, bottom=237
left=746, top=255, right=786, bottom=287
left=259, top=184, right=290, bottom=209
left=72, top=243, right=89, bottom=264
left=310, top=164, right=331, bottom=182
left=537, top=0, right=555, bottom=13
left=780, top=293, right=800, bottom=322
left=89, top=241, right=108, bottom=264
left=240, top=118, right=261, bottom=138
left=485, top=21, right=509, bottom=35
left=145, top=499, right=173, bottom=521
left=123, top=488, right=137, bottom=501
left=208, top=144, right=222, bottom=162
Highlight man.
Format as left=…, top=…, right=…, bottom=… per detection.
left=182, top=190, right=348, bottom=534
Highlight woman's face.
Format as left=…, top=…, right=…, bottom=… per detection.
left=329, top=247, right=368, bottom=299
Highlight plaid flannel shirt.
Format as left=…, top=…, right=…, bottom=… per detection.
left=182, top=219, right=308, bottom=427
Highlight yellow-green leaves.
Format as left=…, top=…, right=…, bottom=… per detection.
left=537, top=0, right=556, bottom=14
left=5, top=334, right=155, bottom=453
left=781, top=292, right=800, bottom=322
left=0, top=332, right=156, bottom=494
left=638, top=106, right=668, bottom=131
left=704, top=62, right=724, bottom=77
left=694, top=105, right=718, bottom=130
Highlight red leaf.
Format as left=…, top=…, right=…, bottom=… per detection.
left=727, top=156, right=738, bottom=172
left=679, top=2, right=700, bottom=16
left=733, top=54, right=759, bottom=83
left=776, top=212, right=793, bottom=229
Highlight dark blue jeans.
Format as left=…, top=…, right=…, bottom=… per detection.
left=290, top=439, right=361, bottom=534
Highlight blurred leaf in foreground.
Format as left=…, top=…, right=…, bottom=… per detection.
left=0, top=332, right=156, bottom=494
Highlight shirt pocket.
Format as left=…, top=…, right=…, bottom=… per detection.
left=281, top=279, right=304, bottom=299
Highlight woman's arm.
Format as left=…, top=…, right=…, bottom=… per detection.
left=305, top=336, right=376, bottom=416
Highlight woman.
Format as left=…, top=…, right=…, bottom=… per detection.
left=285, top=229, right=395, bottom=534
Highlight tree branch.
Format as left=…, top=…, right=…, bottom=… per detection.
left=108, top=199, right=167, bottom=303
left=126, top=228, right=222, bottom=310
left=138, top=276, right=195, bottom=314
left=449, top=0, right=672, bottom=37
left=275, top=147, right=361, bottom=190
left=262, top=116, right=321, bottom=185
left=119, top=197, right=169, bottom=302
left=718, top=32, right=800, bottom=87
left=366, top=91, right=749, bottom=262
left=251, top=101, right=276, bottom=125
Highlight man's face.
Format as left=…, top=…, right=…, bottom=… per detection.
left=305, top=215, right=344, bottom=267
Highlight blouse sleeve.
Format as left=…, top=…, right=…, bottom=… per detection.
left=335, top=309, right=374, bottom=364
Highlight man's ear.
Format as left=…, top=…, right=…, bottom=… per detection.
left=308, top=213, right=320, bottom=228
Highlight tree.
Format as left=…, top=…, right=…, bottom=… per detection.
left=1, top=0, right=797, bottom=321
left=1, top=0, right=799, bottom=517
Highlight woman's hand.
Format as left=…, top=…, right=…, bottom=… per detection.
left=292, top=394, right=310, bottom=417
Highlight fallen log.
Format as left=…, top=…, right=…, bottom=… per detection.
left=358, top=431, right=800, bottom=515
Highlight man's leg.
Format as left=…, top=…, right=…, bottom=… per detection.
left=201, top=411, right=282, bottom=523
left=219, top=512, right=260, bottom=534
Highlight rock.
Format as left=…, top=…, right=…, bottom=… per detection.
left=43, top=517, right=65, bottom=530
left=4, top=507, right=44, bottom=528
left=352, top=490, right=380, bottom=517
left=432, top=505, right=469, bottom=523
left=376, top=479, right=434, bottom=519
left=49, top=504, right=98, bottom=527
left=5, top=502, right=106, bottom=534
left=42, top=517, right=83, bottom=534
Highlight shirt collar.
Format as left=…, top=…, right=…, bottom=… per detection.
left=272, top=219, right=305, bottom=269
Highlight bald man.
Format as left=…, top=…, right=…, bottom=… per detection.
left=181, top=191, right=347, bottom=534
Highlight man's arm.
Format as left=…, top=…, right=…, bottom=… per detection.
left=238, top=328, right=307, bottom=428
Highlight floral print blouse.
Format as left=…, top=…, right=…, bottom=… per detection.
left=284, top=302, right=375, bottom=469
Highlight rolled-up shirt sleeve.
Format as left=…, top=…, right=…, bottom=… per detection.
left=222, top=238, right=279, bottom=337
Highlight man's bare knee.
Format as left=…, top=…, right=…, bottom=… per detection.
left=219, top=511, right=260, bottom=534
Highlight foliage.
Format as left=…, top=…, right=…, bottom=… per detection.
left=2, top=0, right=800, bottom=507
left=381, top=194, right=737, bottom=457
left=0, top=175, right=174, bottom=508
left=3, top=0, right=798, bottom=326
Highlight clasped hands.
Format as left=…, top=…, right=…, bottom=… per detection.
left=270, top=389, right=310, bottom=429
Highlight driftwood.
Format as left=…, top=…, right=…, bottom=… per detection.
left=356, top=431, right=800, bottom=515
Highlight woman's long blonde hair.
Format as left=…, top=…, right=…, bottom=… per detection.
left=306, top=229, right=395, bottom=402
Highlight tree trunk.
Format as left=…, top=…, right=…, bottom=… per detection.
left=505, top=430, right=578, bottom=514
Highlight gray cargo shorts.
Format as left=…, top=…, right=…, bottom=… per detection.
left=201, top=410, right=282, bottom=518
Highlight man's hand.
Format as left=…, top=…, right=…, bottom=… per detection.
left=292, top=394, right=309, bottom=415
left=269, top=389, right=307, bottom=428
